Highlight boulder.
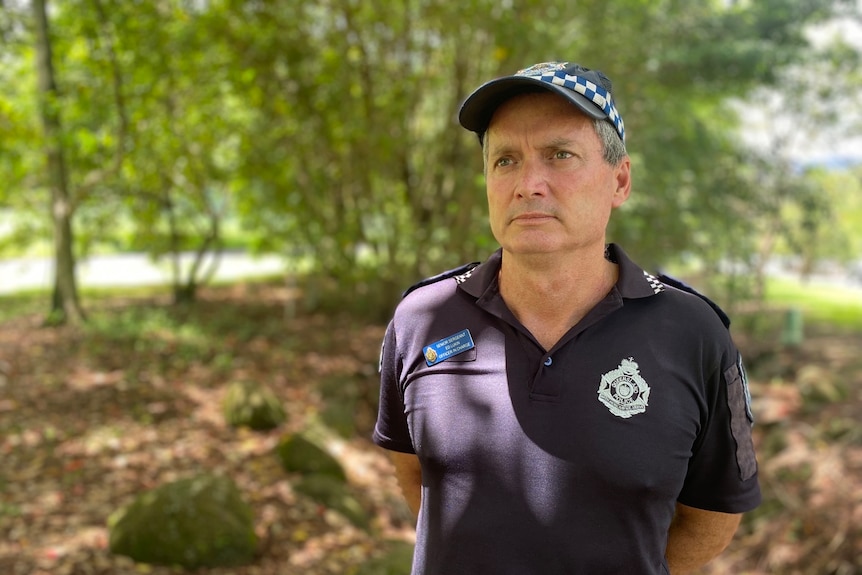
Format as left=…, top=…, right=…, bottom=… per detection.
left=108, top=474, right=257, bottom=569
left=223, top=380, right=286, bottom=431
left=354, top=541, right=415, bottom=574
left=294, top=474, right=369, bottom=529
left=275, top=433, right=345, bottom=481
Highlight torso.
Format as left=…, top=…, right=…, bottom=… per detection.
left=374, top=246, right=760, bottom=575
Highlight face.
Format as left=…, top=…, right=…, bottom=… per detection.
left=484, top=92, right=631, bottom=258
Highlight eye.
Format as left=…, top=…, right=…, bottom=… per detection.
left=553, top=150, right=573, bottom=160
left=494, top=156, right=513, bottom=168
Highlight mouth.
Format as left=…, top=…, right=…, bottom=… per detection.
left=510, top=212, right=555, bottom=224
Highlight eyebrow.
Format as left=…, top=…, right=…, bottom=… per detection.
left=543, top=137, right=578, bottom=150
left=489, top=136, right=579, bottom=158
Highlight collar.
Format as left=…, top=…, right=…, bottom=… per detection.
left=457, top=243, right=665, bottom=301
left=605, top=244, right=666, bottom=298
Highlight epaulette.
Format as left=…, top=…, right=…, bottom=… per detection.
left=657, top=273, right=731, bottom=329
left=402, top=262, right=482, bottom=299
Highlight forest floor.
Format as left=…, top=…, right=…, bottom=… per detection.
left=0, top=283, right=859, bottom=575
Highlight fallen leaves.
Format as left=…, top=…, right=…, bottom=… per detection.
left=0, top=291, right=400, bottom=574
left=1, top=288, right=859, bottom=574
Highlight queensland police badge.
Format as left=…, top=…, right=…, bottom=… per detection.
left=598, top=357, right=651, bottom=419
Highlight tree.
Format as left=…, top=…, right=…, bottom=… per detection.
left=2, top=0, right=859, bottom=319
left=220, top=0, right=857, bottom=316
left=47, top=0, right=237, bottom=305
left=0, top=4, right=43, bottom=255
left=105, top=1, right=238, bottom=304
left=32, top=0, right=85, bottom=324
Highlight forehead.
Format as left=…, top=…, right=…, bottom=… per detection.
left=486, top=92, right=596, bottom=143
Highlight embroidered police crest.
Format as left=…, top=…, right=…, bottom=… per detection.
left=598, top=357, right=651, bottom=419
left=516, top=61, right=568, bottom=77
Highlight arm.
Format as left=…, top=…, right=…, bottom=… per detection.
left=665, top=502, right=742, bottom=575
left=389, top=451, right=422, bottom=517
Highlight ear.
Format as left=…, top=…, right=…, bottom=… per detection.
left=611, top=156, right=631, bottom=208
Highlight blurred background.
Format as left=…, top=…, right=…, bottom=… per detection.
left=0, top=1, right=860, bottom=574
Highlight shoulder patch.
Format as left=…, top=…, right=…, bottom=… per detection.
left=402, top=262, right=481, bottom=299
left=723, top=357, right=758, bottom=480
left=656, top=273, right=731, bottom=329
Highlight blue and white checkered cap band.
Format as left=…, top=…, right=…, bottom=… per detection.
left=517, top=68, right=625, bottom=142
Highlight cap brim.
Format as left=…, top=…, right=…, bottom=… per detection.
left=458, top=76, right=607, bottom=134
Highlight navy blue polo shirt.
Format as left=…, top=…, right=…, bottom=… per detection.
left=374, top=244, right=761, bottom=575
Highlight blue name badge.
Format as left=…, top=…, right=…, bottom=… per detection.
left=423, top=329, right=475, bottom=367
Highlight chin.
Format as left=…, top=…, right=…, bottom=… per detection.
left=503, top=241, right=564, bottom=256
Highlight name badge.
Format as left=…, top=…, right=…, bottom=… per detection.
left=423, top=329, right=475, bottom=366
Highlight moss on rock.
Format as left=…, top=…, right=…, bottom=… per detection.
left=294, top=474, right=369, bottom=529
left=353, top=541, right=415, bottom=575
left=275, top=432, right=345, bottom=481
left=108, top=474, right=257, bottom=569
left=223, top=380, right=286, bottom=431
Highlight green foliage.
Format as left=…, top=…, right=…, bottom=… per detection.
left=83, top=305, right=210, bottom=358
left=776, top=167, right=862, bottom=268
left=108, top=474, right=257, bottom=569
left=275, top=433, right=346, bottom=481
left=222, top=380, right=286, bottom=431
left=1, top=0, right=859, bottom=315
left=0, top=293, right=44, bottom=323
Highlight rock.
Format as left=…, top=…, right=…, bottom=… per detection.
left=223, top=381, right=286, bottom=431
left=319, top=376, right=361, bottom=438
left=354, top=541, right=415, bottom=574
left=321, top=399, right=358, bottom=438
left=275, top=433, right=345, bottom=481
left=294, top=474, right=369, bottom=529
left=108, top=474, right=257, bottom=569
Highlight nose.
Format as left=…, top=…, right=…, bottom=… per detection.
left=515, top=158, right=549, bottom=198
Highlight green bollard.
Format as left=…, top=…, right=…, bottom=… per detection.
left=780, top=307, right=804, bottom=347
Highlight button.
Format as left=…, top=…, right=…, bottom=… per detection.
left=544, top=357, right=553, bottom=367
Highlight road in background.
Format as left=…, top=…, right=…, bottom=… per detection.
left=1, top=252, right=860, bottom=297
left=0, top=252, right=285, bottom=295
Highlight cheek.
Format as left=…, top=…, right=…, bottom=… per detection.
left=486, top=185, right=504, bottom=212
left=486, top=197, right=502, bottom=227
left=486, top=190, right=508, bottom=235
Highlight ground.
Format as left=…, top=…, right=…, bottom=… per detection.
left=0, top=284, right=859, bottom=574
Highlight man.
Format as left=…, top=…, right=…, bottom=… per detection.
left=373, top=61, right=760, bottom=575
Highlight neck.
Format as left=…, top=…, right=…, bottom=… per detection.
left=498, top=245, right=618, bottom=350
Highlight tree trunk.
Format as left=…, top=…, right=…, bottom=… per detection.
left=33, top=0, right=85, bottom=325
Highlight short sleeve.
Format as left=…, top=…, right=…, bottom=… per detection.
left=372, top=320, right=416, bottom=454
left=677, top=351, right=761, bottom=513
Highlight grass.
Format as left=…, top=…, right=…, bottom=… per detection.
left=3, top=274, right=861, bottom=333
left=764, top=276, right=862, bottom=332
left=0, top=292, right=45, bottom=324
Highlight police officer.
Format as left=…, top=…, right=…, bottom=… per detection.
left=374, top=61, right=760, bottom=575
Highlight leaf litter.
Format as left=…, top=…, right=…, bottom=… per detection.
left=0, top=287, right=860, bottom=574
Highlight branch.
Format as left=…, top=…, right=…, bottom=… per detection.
left=78, top=0, right=129, bottom=196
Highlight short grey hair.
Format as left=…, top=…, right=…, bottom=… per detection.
left=482, top=118, right=628, bottom=172
left=594, top=118, right=627, bottom=166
